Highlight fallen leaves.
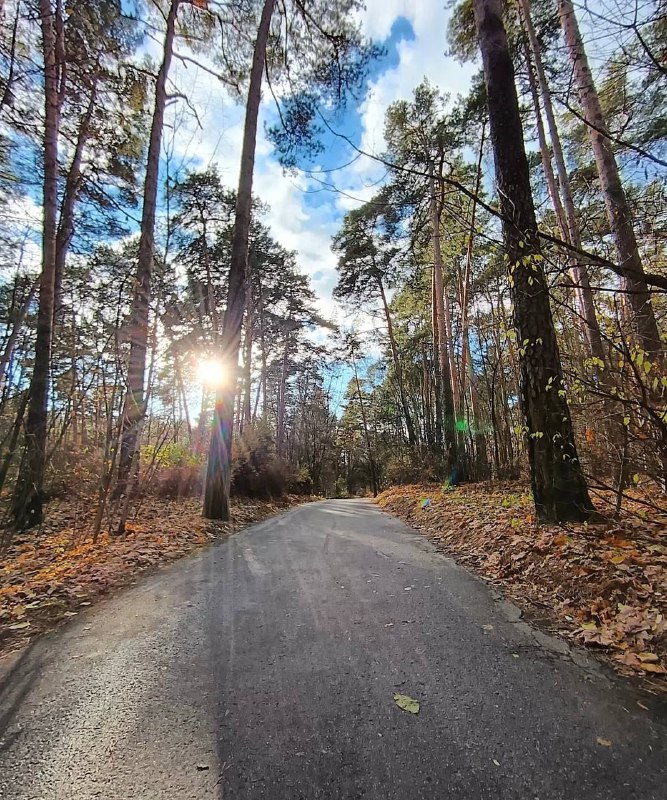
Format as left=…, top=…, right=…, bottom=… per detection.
left=393, top=693, right=420, bottom=714
left=596, top=737, right=613, bottom=747
left=639, top=662, right=667, bottom=675
left=377, top=483, right=667, bottom=687
left=1, top=495, right=312, bottom=656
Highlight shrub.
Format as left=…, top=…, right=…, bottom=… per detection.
left=154, top=465, right=203, bottom=498
left=231, top=422, right=290, bottom=499
left=142, top=441, right=204, bottom=499
left=44, top=445, right=104, bottom=500
left=288, top=466, right=313, bottom=495
left=384, top=448, right=448, bottom=485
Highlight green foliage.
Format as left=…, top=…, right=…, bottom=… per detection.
left=142, top=442, right=201, bottom=469
left=265, top=0, right=382, bottom=168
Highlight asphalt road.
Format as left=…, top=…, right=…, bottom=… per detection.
left=0, top=499, right=665, bottom=799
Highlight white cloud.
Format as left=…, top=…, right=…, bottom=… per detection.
left=342, top=1, right=476, bottom=209
left=163, top=3, right=477, bottom=326
left=164, top=55, right=342, bottom=320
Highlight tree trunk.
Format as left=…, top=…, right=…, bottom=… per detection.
left=441, top=280, right=459, bottom=419
left=518, top=0, right=605, bottom=363
left=378, top=280, right=416, bottom=446
left=430, top=176, right=457, bottom=463
left=203, top=0, right=276, bottom=520
left=0, top=277, right=37, bottom=392
left=352, top=355, right=378, bottom=497
left=117, top=0, right=180, bottom=494
left=0, top=390, right=28, bottom=498
left=473, top=0, right=593, bottom=522
left=11, top=0, right=62, bottom=529
left=557, top=0, right=662, bottom=359
left=431, top=267, right=444, bottom=452
left=199, top=210, right=220, bottom=338
left=256, top=274, right=268, bottom=421
left=241, top=305, right=253, bottom=434
left=54, top=73, right=98, bottom=321
left=458, top=124, right=485, bottom=403
left=465, top=329, right=489, bottom=479
left=173, top=353, right=192, bottom=440
left=459, top=126, right=489, bottom=479
left=276, top=337, right=289, bottom=457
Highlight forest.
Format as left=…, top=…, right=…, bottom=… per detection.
left=0, top=1, right=665, bottom=676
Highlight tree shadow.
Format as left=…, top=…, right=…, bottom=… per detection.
left=0, top=642, right=46, bottom=753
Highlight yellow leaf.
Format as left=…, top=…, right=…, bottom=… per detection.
left=580, top=621, right=598, bottom=631
left=637, top=652, right=658, bottom=663
left=596, top=737, right=612, bottom=747
left=393, top=693, right=420, bottom=714
left=639, top=662, right=667, bottom=674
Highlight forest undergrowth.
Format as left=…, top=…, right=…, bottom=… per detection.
left=378, top=483, right=667, bottom=692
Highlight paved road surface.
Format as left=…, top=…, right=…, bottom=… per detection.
left=0, top=499, right=665, bottom=799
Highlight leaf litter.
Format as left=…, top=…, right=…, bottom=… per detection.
left=0, top=495, right=312, bottom=656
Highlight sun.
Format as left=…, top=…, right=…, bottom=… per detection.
left=196, top=357, right=226, bottom=388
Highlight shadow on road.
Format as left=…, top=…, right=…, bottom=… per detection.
left=0, top=642, right=45, bottom=753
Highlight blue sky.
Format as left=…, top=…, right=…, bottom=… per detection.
left=2, top=1, right=476, bottom=335
left=163, top=1, right=477, bottom=327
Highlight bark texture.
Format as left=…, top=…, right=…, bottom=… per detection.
left=557, top=0, right=662, bottom=358
left=203, top=0, right=277, bottom=520
left=11, top=0, right=62, bottom=529
left=473, top=0, right=593, bottom=521
left=117, top=0, right=180, bottom=494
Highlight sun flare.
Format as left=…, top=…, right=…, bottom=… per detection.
left=196, top=357, right=226, bottom=388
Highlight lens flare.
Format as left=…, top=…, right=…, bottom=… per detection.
left=196, top=358, right=225, bottom=388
